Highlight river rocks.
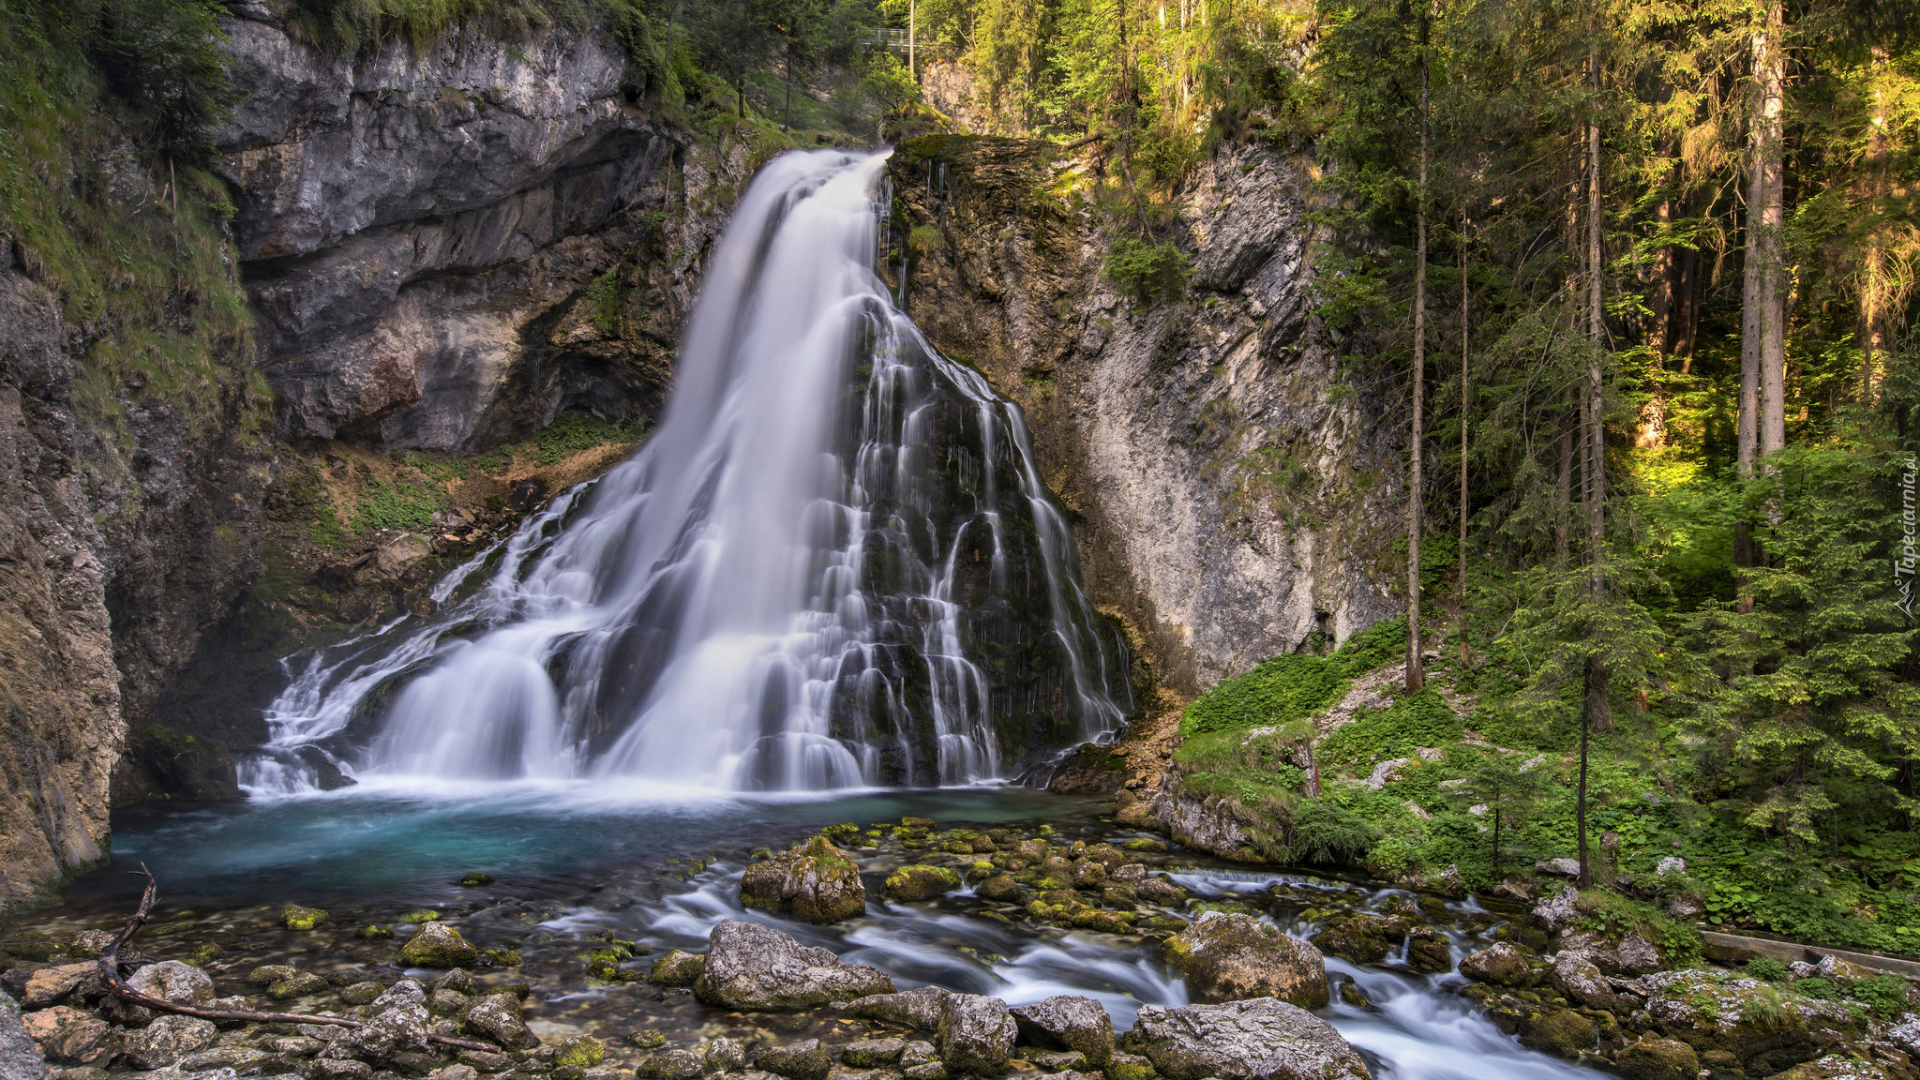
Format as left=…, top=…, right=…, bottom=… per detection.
left=1517, top=1007, right=1597, bottom=1057
left=399, top=922, right=480, bottom=968
left=742, top=835, right=868, bottom=923
left=1123, top=999, right=1371, bottom=1080
left=249, top=963, right=330, bottom=999
left=21, top=1005, right=118, bottom=1065
left=1614, top=1037, right=1700, bottom=1080
left=0, top=998, right=49, bottom=1080
left=1165, top=913, right=1329, bottom=1008
left=341, top=979, right=431, bottom=1061
left=758, top=1038, right=831, bottom=1080
left=21, top=962, right=103, bottom=1008
left=460, top=991, right=539, bottom=1051
left=282, top=903, right=330, bottom=930
left=978, top=874, right=1025, bottom=902
left=1312, top=913, right=1406, bottom=965
left=120, top=1013, right=219, bottom=1070
left=937, top=993, right=1019, bottom=1075
left=1011, top=995, right=1114, bottom=1066
left=695, top=920, right=894, bottom=1009
left=1549, top=952, right=1625, bottom=1012
left=1638, top=970, right=1862, bottom=1076
left=887, top=865, right=964, bottom=902
left=843, top=1038, right=908, bottom=1067
left=649, top=950, right=707, bottom=986
left=849, top=987, right=959, bottom=1031
left=1403, top=927, right=1452, bottom=973
left=128, top=959, right=216, bottom=1005
left=637, top=1049, right=707, bottom=1080
left=1458, top=943, right=1533, bottom=987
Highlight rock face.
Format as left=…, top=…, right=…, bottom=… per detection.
left=0, top=264, right=123, bottom=910
left=1166, top=913, right=1330, bottom=1008
left=741, top=835, right=868, bottom=923
left=214, top=11, right=686, bottom=452
left=694, top=920, right=895, bottom=1009
left=889, top=137, right=1400, bottom=705
left=1123, top=999, right=1371, bottom=1080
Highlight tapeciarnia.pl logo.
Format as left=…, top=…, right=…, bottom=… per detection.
left=1900, top=455, right=1917, bottom=621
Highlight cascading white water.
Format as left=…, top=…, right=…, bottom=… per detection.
left=242, top=150, right=1129, bottom=796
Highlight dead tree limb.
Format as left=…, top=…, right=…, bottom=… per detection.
left=100, top=863, right=496, bottom=1053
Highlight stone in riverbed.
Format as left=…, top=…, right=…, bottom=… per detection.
left=637, top=1049, right=706, bottom=1080
left=977, top=874, right=1024, bottom=902
left=128, top=959, right=216, bottom=1005
left=694, top=919, right=894, bottom=1009
left=1518, top=1007, right=1596, bottom=1057
left=1122, top=999, right=1370, bottom=1080
left=20, top=1005, right=119, bottom=1066
left=0, top=998, right=50, bottom=1080
left=282, top=903, right=330, bottom=930
left=886, top=865, right=964, bottom=902
left=1011, top=995, right=1114, bottom=1067
left=119, top=1013, right=218, bottom=1070
left=937, top=992, right=1019, bottom=1075
left=398, top=921, right=480, bottom=968
left=343, top=979, right=430, bottom=1061
left=757, top=1038, right=831, bottom=1080
left=1164, top=913, right=1329, bottom=1008
left=1613, top=1037, right=1699, bottom=1080
left=459, top=990, right=539, bottom=1050
left=1457, top=942, right=1533, bottom=987
left=842, top=1038, right=908, bottom=1067
left=648, top=949, right=706, bottom=986
left=741, top=834, right=868, bottom=924
left=846, top=986, right=958, bottom=1030
left=21, top=963, right=102, bottom=1008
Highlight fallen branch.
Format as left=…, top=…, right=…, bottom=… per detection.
left=100, top=863, right=496, bottom=1053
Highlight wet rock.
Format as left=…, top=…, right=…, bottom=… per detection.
left=1614, top=1037, right=1699, bottom=1080
left=0, top=997, right=51, bottom=1080
left=273, top=1036, right=327, bottom=1056
left=842, top=1038, right=908, bottom=1067
left=1104, top=1051, right=1158, bottom=1080
left=1638, top=970, right=1860, bottom=1076
left=741, top=835, right=868, bottom=924
left=458, top=1048, right=515, bottom=1072
left=1517, top=1007, right=1596, bottom=1057
left=1532, top=887, right=1579, bottom=933
left=1070, top=861, right=1108, bottom=888
left=20, top=963, right=101, bottom=1008
left=460, top=873, right=497, bottom=887
left=1122, top=999, right=1370, bottom=1080
left=459, top=991, right=539, bottom=1051
left=704, top=1037, right=748, bottom=1072
left=1548, top=952, right=1623, bottom=1012
left=649, top=950, right=707, bottom=986
left=902, top=1039, right=940, bottom=1067
left=311, top=1060, right=376, bottom=1080
left=1458, top=943, right=1533, bottom=987
left=1011, top=995, right=1114, bottom=1067
left=124, top=959, right=216, bottom=1005
left=906, top=1062, right=949, bottom=1080
left=886, top=865, right=964, bottom=902
left=1312, top=914, right=1406, bottom=965
left=340, top=980, right=385, bottom=1005
left=399, top=922, right=481, bottom=968
left=431, top=1066, right=481, bottom=1080
left=1403, top=928, right=1452, bottom=973
left=282, top=904, right=331, bottom=930
left=1134, top=877, right=1186, bottom=905
left=433, top=969, right=477, bottom=995
left=1165, top=913, right=1329, bottom=1008
left=272, top=970, right=332, bottom=999
left=637, top=1049, right=707, bottom=1080
left=1612, top=933, right=1662, bottom=976
left=977, top=875, right=1024, bottom=903
left=1338, top=982, right=1371, bottom=1008
left=937, top=993, right=1019, bottom=1075
left=552, top=1033, right=605, bottom=1069
left=627, top=1029, right=668, bottom=1051
left=694, top=920, right=894, bottom=1009
left=20, top=1005, right=118, bottom=1066
left=344, top=979, right=430, bottom=1061
left=848, top=986, right=960, bottom=1030
left=757, top=1038, right=831, bottom=1080
left=430, top=988, right=471, bottom=1016
left=120, top=1013, right=219, bottom=1070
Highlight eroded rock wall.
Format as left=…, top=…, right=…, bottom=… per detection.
left=888, top=137, right=1402, bottom=703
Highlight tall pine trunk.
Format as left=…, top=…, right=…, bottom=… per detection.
left=1752, top=0, right=1787, bottom=464
left=1577, top=38, right=1607, bottom=890
left=1459, top=225, right=1471, bottom=667
left=1406, top=23, right=1429, bottom=695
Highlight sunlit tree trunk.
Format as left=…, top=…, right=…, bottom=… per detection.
left=1406, top=22, right=1429, bottom=695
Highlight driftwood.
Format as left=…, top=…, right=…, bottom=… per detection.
left=100, top=863, right=496, bottom=1053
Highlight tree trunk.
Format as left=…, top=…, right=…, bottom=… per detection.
left=1586, top=44, right=1605, bottom=591
left=909, top=0, right=917, bottom=78
left=1459, top=223, right=1471, bottom=667
left=1406, top=25, right=1429, bottom=695
left=1752, top=0, right=1787, bottom=463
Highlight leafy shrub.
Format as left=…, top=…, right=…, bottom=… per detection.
left=1317, top=689, right=1464, bottom=773
left=908, top=223, right=941, bottom=255
left=1848, top=975, right=1910, bottom=1018
left=1104, top=237, right=1191, bottom=305
left=1744, top=957, right=1789, bottom=982
left=1181, top=654, right=1348, bottom=737
left=531, top=412, right=644, bottom=466
left=1330, top=615, right=1406, bottom=676
left=352, top=479, right=439, bottom=532
left=90, top=0, right=242, bottom=161
left=1285, top=799, right=1375, bottom=865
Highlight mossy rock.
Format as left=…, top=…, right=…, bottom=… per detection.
left=400, top=909, right=441, bottom=924
left=357, top=924, right=393, bottom=940
left=647, top=950, right=705, bottom=987
left=339, top=981, right=385, bottom=1005
left=885, top=865, right=963, bottom=902
left=1105, top=1051, right=1158, bottom=1080
left=397, top=922, right=479, bottom=968
left=740, top=834, right=867, bottom=924
left=553, top=1034, right=606, bottom=1069
left=1519, top=1007, right=1598, bottom=1058
left=1124, top=838, right=1167, bottom=853
left=977, top=874, right=1024, bottom=902
left=280, top=904, right=329, bottom=931
left=458, top=873, right=495, bottom=886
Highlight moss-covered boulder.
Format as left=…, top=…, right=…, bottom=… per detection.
left=741, top=835, right=868, bottom=923
left=280, top=905, right=328, bottom=931
left=648, top=950, right=706, bottom=987
left=397, top=922, right=479, bottom=969
left=1313, top=913, right=1408, bottom=965
left=553, top=1034, right=606, bottom=1069
left=1518, top=1007, right=1597, bottom=1058
left=886, top=865, right=964, bottom=902
left=1639, top=971, right=1862, bottom=1076
left=1458, top=942, right=1535, bottom=987
left=978, top=874, right=1024, bottom=902
left=1122, top=999, right=1369, bottom=1080
left=1164, top=913, right=1329, bottom=1008
left=1614, top=1037, right=1700, bottom=1080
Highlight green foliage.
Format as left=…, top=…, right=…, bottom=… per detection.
left=1103, top=237, right=1191, bottom=306
left=1744, top=957, right=1789, bottom=982
left=1285, top=799, right=1376, bottom=865
left=1180, top=654, right=1348, bottom=737
left=529, top=412, right=646, bottom=466
left=351, top=478, right=443, bottom=533
left=89, top=0, right=241, bottom=161
left=1318, top=690, right=1463, bottom=774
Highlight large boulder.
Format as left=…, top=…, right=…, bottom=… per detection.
left=20, top=963, right=102, bottom=1008
left=1165, top=913, right=1329, bottom=1008
left=848, top=986, right=959, bottom=1031
left=120, top=1013, right=219, bottom=1070
left=1614, top=1037, right=1700, bottom=1080
left=758, top=1038, right=832, bottom=1080
left=459, top=991, right=539, bottom=1050
left=1458, top=943, right=1533, bottom=987
left=398, top=922, right=480, bottom=968
left=741, top=835, right=868, bottom=924
left=0, top=998, right=52, bottom=1080
left=937, top=993, right=1019, bottom=1075
left=648, top=950, right=706, bottom=986
left=343, top=979, right=430, bottom=1061
left=1638, top=971, right=1863, bottom=1077
left=694, top=920, right=894, bottom=1009
left=886, top=865, right=964, bottom=902
left=21, top=1005, right=119, bottom=1066
left=1011, top=995, right=1114, bottom=1067
left=1549, top=952, right=1625, bottom=1012
left=127, top=960, right=216, bottom=1005
left=1122, top=999, right=1371, bottom=1080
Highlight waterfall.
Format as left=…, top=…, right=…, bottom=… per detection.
left=242, top=150, right=1130, bottom=796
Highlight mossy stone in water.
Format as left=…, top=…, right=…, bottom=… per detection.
left=280, top=905, right=328, bottom=931
left=885, top=865, right=963, bottom=902
left=397, top=922, right=479, bottom=968
left=458, top=873, right=495, bottom=887
left=1519, top=1007, right=1598, bottom=1058
left=740, top=835, right=867, bottom=924
left=1123, top=838, right=1167, bottom=853
left=399, top=909, right=441, bottom=924
left=553, top=1034, right=606, bottom=1069
left=338, top=981, right=385, bottom=1005
left=356, top=924, right=393, bottom=940
left=977, top=874, right=1024, bottom=902
left=648, top=950, right=706, bottom=986
left=1106, top=1051, right=1158, bottom=1080
left=267, top=970, right=329, bottom=999
left=627, top=1029, right=667, bottom=1050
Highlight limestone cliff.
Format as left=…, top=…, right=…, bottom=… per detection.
left=887, top=137, right=1402, bottom=705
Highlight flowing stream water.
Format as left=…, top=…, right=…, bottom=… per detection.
left=19, top=150, right=1608, bottom=1080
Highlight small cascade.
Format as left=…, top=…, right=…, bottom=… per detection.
left=242, top=150, right=1129, bottom=796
